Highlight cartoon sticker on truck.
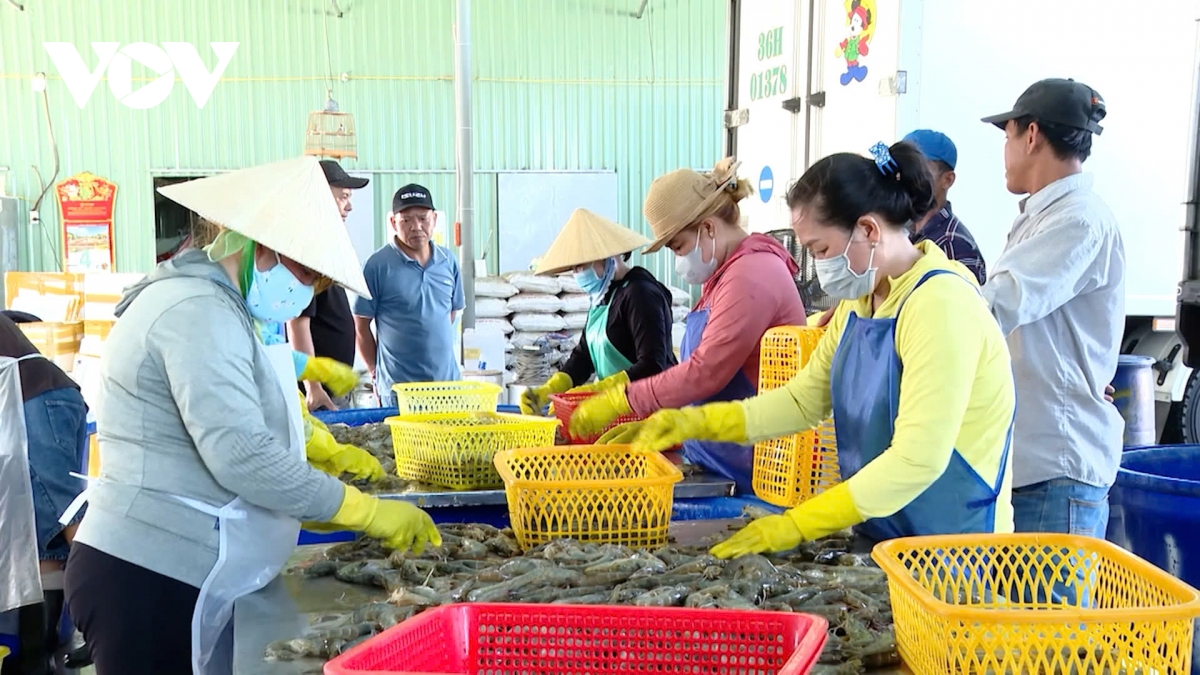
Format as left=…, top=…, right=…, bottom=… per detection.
left=835, top=0, right=875, bottom=86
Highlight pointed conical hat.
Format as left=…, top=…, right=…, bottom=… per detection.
left=534, top=209, right=651, bottom=275
left=157, top=156, right=369, bottom=298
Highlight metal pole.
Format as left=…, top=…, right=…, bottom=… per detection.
left=454, top=0, right=475, bottom=331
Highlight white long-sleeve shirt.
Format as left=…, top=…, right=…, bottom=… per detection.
left=982, top=173, right=1126, bottom=489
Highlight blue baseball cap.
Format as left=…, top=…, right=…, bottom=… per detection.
left=903, top=130, right=957, bottom=170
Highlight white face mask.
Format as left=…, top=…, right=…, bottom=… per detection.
left=814, top=231, right=877, bottom=300
left=675, top=228, right=718, bottom=286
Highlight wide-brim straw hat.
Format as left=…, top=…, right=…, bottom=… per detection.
left=157, top=156, right=369, bottom=298
left=534, top=209, right=651, bottom=275
left=643, top=157, right=742, bottom=254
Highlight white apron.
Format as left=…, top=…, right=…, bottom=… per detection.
left=180, top=341, right=305, bottom=675
left=58, top=341, right=305, bottom=675
left=0, top=355, right=45, bottom=613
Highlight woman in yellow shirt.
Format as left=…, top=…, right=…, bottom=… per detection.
left=632, top=141, right=1017, bottom=558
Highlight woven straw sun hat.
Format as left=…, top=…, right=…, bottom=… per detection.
left=533, top=209, right=651, bottom=276
left=643, top=157, right=743, bottom=254
left=157, top=156, right=369, bottom=298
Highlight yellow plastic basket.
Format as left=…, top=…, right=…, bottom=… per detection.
left=494, top=445, right=683, bottom=549
left=386, top=412, right=558, bottom=490
left=752, top=325, right=839, bottom=507
left=872, top=533, right=1200, bottom=675
left=391, top=381, right=503, bottom=415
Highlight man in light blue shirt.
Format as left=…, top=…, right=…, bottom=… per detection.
left=353, top=185, right=464, bottom=407
left=981, top=78, right=1125, bottom=539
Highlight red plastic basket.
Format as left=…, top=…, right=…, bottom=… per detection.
left=324, top=603, right=828, bottom=675
left=550, top=392, right=641, bottom=444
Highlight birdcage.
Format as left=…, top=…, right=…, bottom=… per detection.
left=765, top=229, right=832, bottom=312
left=304, top=110, right=357, bottom=159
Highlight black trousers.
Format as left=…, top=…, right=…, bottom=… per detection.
left=64, top=544, right=200, bottom=675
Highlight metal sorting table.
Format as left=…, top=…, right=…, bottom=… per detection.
left=233, top=519, right=910, bottom=675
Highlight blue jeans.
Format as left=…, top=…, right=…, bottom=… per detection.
left=1012, top=477, right=1110, bottom=538
left=24, top=387, right=89, bottom=561
left=1012, top=478, right=1110, bottom=607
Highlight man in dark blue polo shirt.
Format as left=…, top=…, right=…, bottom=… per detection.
left=353, top=184, right=465, bottom=407
left=903, top=129, right=988, bottom=285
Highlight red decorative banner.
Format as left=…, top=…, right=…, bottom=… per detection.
left=56, top=172, right=117, bottom=273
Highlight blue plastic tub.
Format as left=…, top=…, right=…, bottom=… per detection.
left=1112, top=445, right=1200, bottom=674
left=1112, top=445, right=1200, bottom=582
left=1111, top=355, right=1157, bottom=447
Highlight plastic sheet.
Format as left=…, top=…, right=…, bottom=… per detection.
left=0, top=357, right=44, bottom=613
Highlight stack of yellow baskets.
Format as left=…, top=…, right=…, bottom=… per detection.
left=385, top=382, right=558, bottom=490
left=751, top=325, right=839, bottom=507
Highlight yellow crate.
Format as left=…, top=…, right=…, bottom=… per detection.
left=494, top=445, right=682, bottom=549
left=386, top=412, right=558, bottom=490
left=18, top=321, right=83, bottom=373
left=752, top=325, right=839, bottom=507
left=872, top=533, right=1200, bottom=675
left=391, top=381, right=503, bottom=415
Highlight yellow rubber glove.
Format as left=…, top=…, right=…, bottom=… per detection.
left=519, top=371, right=573, bottom=416
left=300, top=357, right=359, bottom=397
left=330, top=485, right=442, bottom=554
left=307, top=425, right=386, bottom=482
left=710, top=483, right=862, bottom=559
left=568, top=385, right=633, bottom=440
left=596, top=420, right=645, bottom=445
left=630, top=401, right=748, bottom=455
left=568, top=370, right=631, bottom=395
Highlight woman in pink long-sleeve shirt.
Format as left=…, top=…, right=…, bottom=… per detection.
left=569, top=158, right=807, bottom=491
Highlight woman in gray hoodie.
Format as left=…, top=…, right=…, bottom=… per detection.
left=62, top=158, right=439, bottom=675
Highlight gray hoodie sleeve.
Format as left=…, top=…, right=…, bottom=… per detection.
left=151, top=298, right=346, bottom=522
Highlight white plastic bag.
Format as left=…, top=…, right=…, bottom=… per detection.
left=475, top=298, right=511, bottom=318
left=510, top=332, right=547, bottom=349
left=475, top=277, right=520, bottom=299
left=505, top=273, right=561, bottom=295
left=476, top=318, right=514, bottom=335
left=672, top=306, right=690, bottom=322
left=512, top=313, right=566, bottom=333
left=558, top=275, right=583, bottom=294
left=669, top=286, right=691, bottom=307
left=562, top=312, right=589, bottom=330
left=672, top=322, right=687, bottom=352
left=507, top=293, right=563, bottom=314
left=559, top=294, right=591, bottom=313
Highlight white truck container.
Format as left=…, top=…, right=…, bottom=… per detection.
left=723, top=0, right=1200, bottom=441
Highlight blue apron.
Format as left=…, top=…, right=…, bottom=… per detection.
left=679, top=307, right=758, bottom=493
left=829, top=269, right=1012, bottom=544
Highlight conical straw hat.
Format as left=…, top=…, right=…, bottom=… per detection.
left=157, top=156, right=369, bottom=298
left=534, top=209, right=651, bottom=275
left=643, top=157, right=743, bottom=254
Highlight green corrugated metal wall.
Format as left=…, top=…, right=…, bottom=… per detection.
left=0, top=0, right=725, bottom=283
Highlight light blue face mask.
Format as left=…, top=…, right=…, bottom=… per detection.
left=245, top=251, right=315, bottom=323
left=575, top=257, right=617, bottom=300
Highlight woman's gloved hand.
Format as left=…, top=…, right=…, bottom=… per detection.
left=568, top=370, right=630, bottom=396
left=330, top=485, right=442, bottom=554
left=519, top=371, right=573, bottom=416
left=596, top=420, right=644, bottom=445
left=307, top=425, right=385, bottom=482
left=568, top=385, right=633, bottom=439
left=709, top=483, right=861, bottom=559
left=630, top=401, right=748, bottom=455
left=300, top=356, right=360, bottom=397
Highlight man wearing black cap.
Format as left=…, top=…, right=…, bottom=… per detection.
left=980, top=78, right=1125, bottom=539
left=287, top=159, right=369, bottom=411
left=353, top=184, right=465, bottom=407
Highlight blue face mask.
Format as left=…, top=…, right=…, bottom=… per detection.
left=575, top=258, right=617, bottom=299
left=245, top=252, right=315, bottom=323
